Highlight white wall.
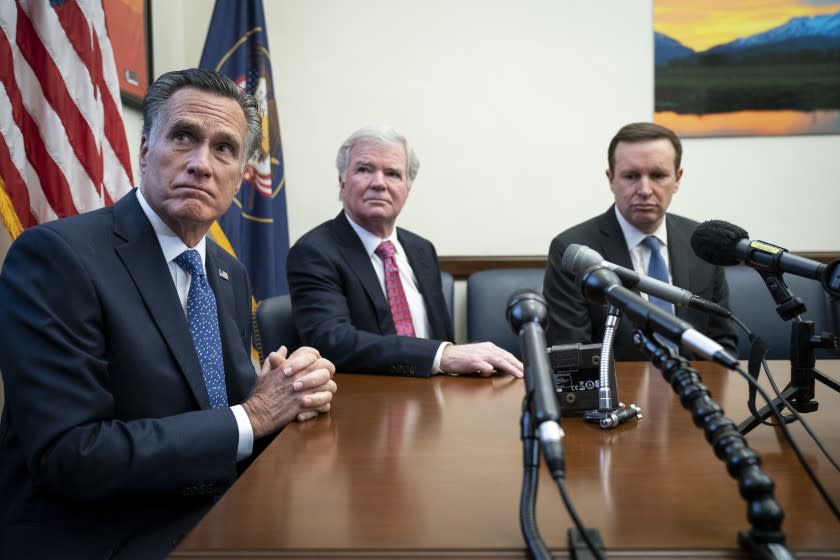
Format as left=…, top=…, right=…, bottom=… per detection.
left=129, top=0, right=840, bottom=255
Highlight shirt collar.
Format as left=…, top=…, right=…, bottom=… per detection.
left=136, top=188, right=207, bottom=265
left=344, top=212, right=401, bottom=257
left=614, top=205, right=669, bottom=250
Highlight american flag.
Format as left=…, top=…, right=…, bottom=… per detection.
left=0, top=0, right=133, bottom=260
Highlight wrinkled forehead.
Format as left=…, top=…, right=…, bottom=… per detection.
left=613, top=138, right=678, bottom=171
left=349, top=140, right=407, bottom=168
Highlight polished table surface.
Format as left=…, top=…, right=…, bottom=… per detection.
left=172, top=360, right=840, bottom=559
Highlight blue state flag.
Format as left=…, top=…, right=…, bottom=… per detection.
left=199, top=0, right=289, bottom=299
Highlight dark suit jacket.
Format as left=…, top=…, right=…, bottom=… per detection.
left=543, top=206, right=738, bottom=361
left=0, top=191, right=256, bottom=559
left=287, top=212, right=452, bottom=376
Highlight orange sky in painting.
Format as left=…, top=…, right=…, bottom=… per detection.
left=655, top=0, right=840, bottom=52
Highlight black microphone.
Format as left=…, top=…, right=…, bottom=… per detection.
left=691, top=220, right=840, bottom=297
left=561, top=243, right=731, bottom=317
left=580, top=266, right=739, bottom=369
left=506, top=289, right=564, bottom=476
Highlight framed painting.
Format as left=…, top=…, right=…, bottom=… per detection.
left=654, top=1, right=840, bottom=137
left=103, top=0, right=152, bottom=109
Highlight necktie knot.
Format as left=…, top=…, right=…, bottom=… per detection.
left=375, top=240, right=396, bottom=260
left=641, top=235, right=660, bottom=254
left=174, top=249, right=205, bottom=277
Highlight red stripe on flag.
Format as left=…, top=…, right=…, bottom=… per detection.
left=0, top=134, right=37, bottom=230
left=0, top=18, right=78, bottom=218
left=54, top=0, right=132, bottom=196
left=16, top=3, right=104, bottom=200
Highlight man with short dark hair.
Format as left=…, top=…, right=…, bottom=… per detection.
left=287, top=125, right=524, bottom=378
left=0, top=68, right=337, bottom=559
left=543, top=122, right=738, bottom=360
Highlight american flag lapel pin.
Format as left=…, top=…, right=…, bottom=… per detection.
left=218, top=269, right=229, bottom=281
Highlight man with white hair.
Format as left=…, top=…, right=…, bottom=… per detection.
left=287, top=125, right=523, bottom=378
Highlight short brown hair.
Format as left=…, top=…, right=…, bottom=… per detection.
left=607, top=122, right=682, bottom=174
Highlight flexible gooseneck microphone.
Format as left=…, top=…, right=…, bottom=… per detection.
left=561, top=244, right=731, bottom=317
left=506, top=289, right=564, bottom=475
left=691, top=220, right=840, bottom=297
left=580, top=266, right=739, bottom=369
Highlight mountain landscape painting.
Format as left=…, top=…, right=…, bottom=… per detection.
left=654, top=0, right=840, bottom=136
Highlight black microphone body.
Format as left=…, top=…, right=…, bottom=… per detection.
left=691, top=220, right=840, bottom=297
left=562, top=244, right=731, bottom=317
left=507, top=290, right=564, bottom=475
left=580, top=267, right=739, bottom=369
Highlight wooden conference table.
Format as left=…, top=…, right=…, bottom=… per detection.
left=173, top=360, right=840, bottom=559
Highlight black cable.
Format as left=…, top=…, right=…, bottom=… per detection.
left=730, top=316, right=840, bottom=473
left=550, top=475, right=606, bottom=560
left=732, top=361, right=840, bottom=521
left=520, top=400, right=552, bottom=560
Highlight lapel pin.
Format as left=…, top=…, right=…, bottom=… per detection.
left=218, top=269, right=229, bottom=280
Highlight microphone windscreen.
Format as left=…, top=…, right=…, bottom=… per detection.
left=690, top=220, right=749, bottom=266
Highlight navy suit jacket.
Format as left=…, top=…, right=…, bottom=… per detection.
left=287, top=212, right=453, bottom=376
left=543, top=206, right=738, bottom=361
left=0, top=191, right=256, bottom=559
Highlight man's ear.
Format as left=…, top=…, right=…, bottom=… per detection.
left=674, top=167, right=683, bottom=191
left=138, top=135, right=149, bottom=176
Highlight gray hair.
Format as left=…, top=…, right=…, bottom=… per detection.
left=336, top=125, right=420, bottom=186
left=142, top=68, right=262, bottom=164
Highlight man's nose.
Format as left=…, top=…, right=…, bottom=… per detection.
left=369, top=169, right=386, bottom=188
left=637, top=176, right=653, bottom=195
left=186, top=143, right=212, bottom=177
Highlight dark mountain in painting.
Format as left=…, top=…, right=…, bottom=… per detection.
left=654, top=32, right=695, bottom=64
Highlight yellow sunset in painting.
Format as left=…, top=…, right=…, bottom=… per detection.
left=654, top=0, right=840, bottom=52
left=655, top=0, right=840, bottom=52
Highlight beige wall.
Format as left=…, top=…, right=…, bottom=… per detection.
left=119, top=0, right=840, bottom=256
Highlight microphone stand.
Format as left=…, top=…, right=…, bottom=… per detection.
left=738, top=272, right=840, bottom=435
left=583, top=305, right=643, bottom=429
left=633, top=328, right=794, bottom=560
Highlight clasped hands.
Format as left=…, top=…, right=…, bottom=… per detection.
left=243, top=346, right=337, bottom=438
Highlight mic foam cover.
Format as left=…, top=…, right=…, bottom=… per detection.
left=690, top=220, right=749, bottom=266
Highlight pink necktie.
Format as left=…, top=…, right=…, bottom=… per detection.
left=375, top=241, right=416, bottom=337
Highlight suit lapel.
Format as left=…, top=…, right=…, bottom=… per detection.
left=400, top=230, right=449, bottom=340
left=331, top=213, right=394, bottom=333
left=666, top=217, right=693, bottom=302
left=112, top=192, right=211, bottom=409
left=597, top=207, right=634, bottom=269
left=205, top=244, right=252, bottom=404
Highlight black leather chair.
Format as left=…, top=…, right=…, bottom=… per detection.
left=466, top=268, right=545, bottom=357
left=254, top=294, right=300, bottom=362
left=724, top=266, right=837, bottom=359
left=255, top=271, right=456, bottom=362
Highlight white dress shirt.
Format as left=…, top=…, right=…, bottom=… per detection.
left=345, top=213, right=449, bottom=372
left=614, top=206, right=673, bottom=293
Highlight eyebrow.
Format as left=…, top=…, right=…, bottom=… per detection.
left=169, top=118, right=241, bottom=152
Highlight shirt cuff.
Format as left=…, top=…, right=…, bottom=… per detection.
left=432, top=341, right=452, bottom=374
left=231, top=404, right=254, bottom=461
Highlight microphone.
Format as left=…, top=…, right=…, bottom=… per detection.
left=579, top=266, right=739, bottom=369
left=506, top=289, right=564, bottom=476
left=561, top=244, right=731, bottom=317
left=691, top=220, right=840, bottom=297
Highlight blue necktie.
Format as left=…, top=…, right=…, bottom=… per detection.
left=174, top=249, right=228, bottom=408
left=641, top=236, right=674, bottom=315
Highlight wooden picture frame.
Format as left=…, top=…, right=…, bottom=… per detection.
left=103, top=0, right=152, bottom=110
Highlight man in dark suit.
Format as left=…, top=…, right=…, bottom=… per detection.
left=287, top=126, right=523, bottom=378
left=0, top=68, right=337, bottom=559
left=543, top=122, right=738, bottom=360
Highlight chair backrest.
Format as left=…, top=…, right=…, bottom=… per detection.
left=466, top=268, right=545, bottom=357
left=255, top=271, right=454, bottom=362
left=440, top=271, right=454, bottom=321
left=254, top=294, right=300, bottom=362
left=724, top=266, right=836, bottom=359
